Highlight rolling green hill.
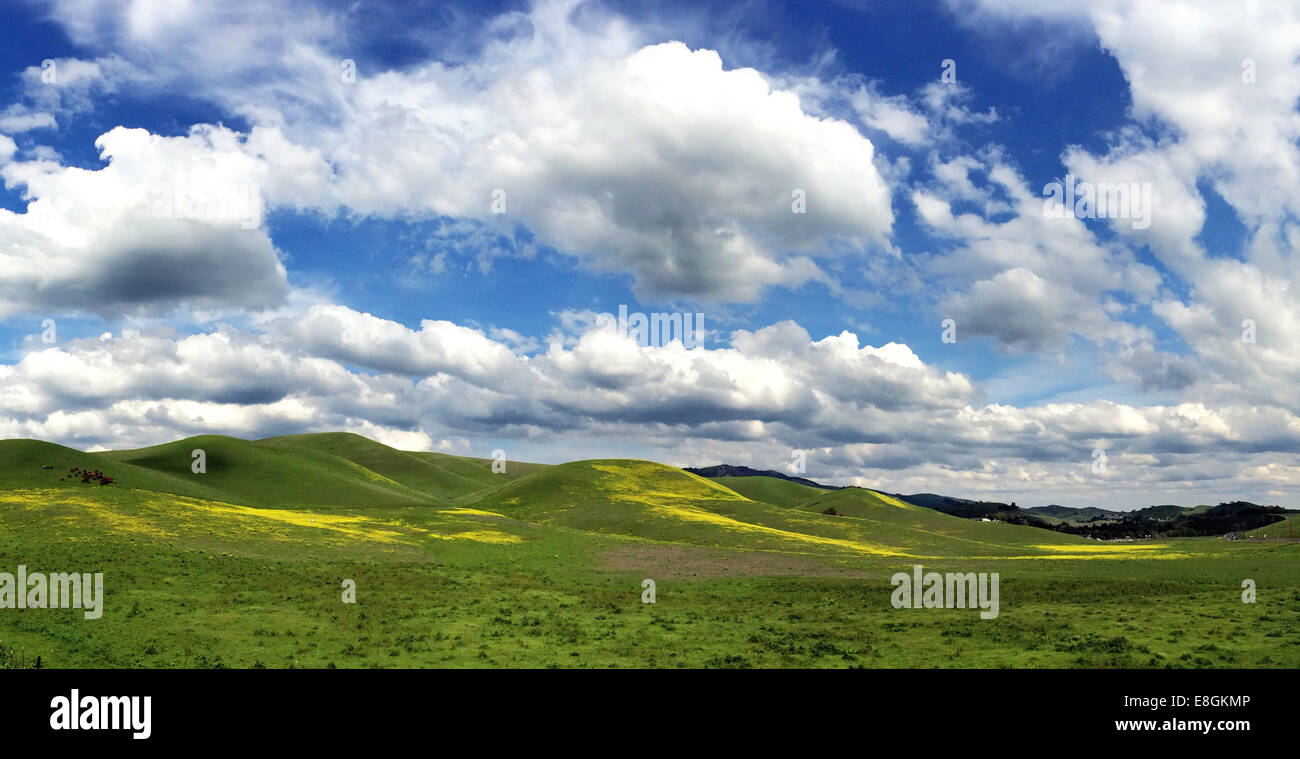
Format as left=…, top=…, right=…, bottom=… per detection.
left=80, top=432, right=550, bottom=510
left=0, top=439, right=125, bottom=489
left=710, top=474, right=823, bottom=508
left=473, top=464, right=1099, bottom=558
left=258, top=432, right=504, bottom=500
left=405, top=451, right=551, bottom=484
left=0, top=438, right=241, bottom=503
left=709, top=475, right=1087, bottom=552
left=1244, top=513, right=1299, bottom=538
left=100, top=435, right=443, bottom=509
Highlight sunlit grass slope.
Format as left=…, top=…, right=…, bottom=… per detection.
left=0, top=485, right=536, bottom=561
left=707, top=474, right=1090, bottom=553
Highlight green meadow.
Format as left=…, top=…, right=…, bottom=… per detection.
left=0, top=432, right=1296, bottom=668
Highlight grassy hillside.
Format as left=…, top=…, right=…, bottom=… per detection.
left=473, top=464, right=1151, bottom=560
left=407, top=451, right=551, bottom=483
left=708, top=475, right=823, bottom=508
left=2, top=433, right=1298, bottom=669
left=259, top=432, right=504, bottom=500
left=1245, top=513, right=1300, bottom=538
left=0, top=439, right=242, bottom=503
left=100, top=435, right=443, bottom=509
left=696, top=476, right=1086, bottom=552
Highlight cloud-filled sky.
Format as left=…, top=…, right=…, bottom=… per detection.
left=1, top=0, right=1298, bottom=509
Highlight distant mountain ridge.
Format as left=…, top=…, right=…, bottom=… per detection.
left=887, top=492, right=1014, bottom=519
left=1026, top=505, right=1121, bottom=521
left=683, top=464, right=841, bottom=490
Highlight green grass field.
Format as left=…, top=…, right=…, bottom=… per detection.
left=1, top=433, right=1296, bottom=668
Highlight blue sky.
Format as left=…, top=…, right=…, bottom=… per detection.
left=0, top=0, right=1297, bottom=509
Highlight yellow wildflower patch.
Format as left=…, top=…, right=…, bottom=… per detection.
left=441, top=507, right=508, bottom=518
left=1033, top=543, right=1171, bottom=553
left=433, top=530, right=524, bottom=544
left=647, top=502, right=908, bottom=556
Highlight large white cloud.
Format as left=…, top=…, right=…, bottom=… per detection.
left=913, top=154, right=1160, bottom=356
left=13, top=0, right=896, bottom=303
left=0, top=124, right=337, bottom=317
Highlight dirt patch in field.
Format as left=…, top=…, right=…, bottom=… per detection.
left=601, top=544, right=869, bottom=579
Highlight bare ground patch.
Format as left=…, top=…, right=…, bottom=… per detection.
left=601, top=543, right=869, bottom=579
